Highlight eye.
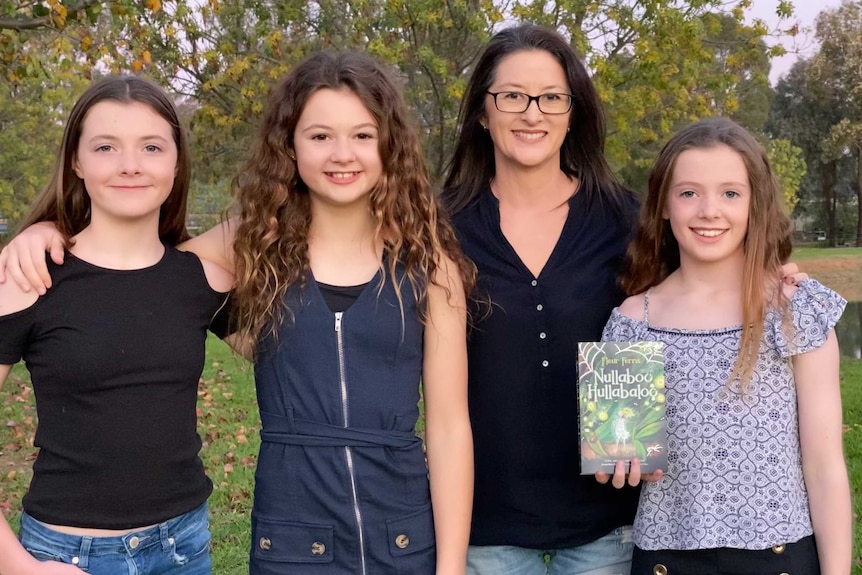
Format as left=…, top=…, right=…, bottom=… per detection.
left=723, top=190, right=741, bottom=199
left=543, top=93, right=562, bottom=102
left=144, top=144, right=162, bottom=153
left=356, top=132, right=376, bottom=140
left=502, top=91, right=525, bottom=101
left=95, top=144, right=113, bottom=152
left=679, top=190, right=695, bottom=198
left=310, top=133, right=329, bottom=141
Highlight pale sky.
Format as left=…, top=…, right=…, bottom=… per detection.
left=746, top=0, right=844, bottom=84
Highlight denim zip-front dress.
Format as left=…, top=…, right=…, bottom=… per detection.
left=249, top=268, right=436, bottom=574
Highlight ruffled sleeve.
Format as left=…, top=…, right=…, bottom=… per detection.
left=601, top=308, right=646, bottom=342
left=771, top=278, right=847, bottom=358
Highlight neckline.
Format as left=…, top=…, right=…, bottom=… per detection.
left=65, top=244, right=169, bottom=273
left=307, top=267, right=382, bottom=317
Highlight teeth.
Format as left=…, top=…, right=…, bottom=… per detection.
left=514, top=131, right=544, bottom=140
left=329, top=172, right=358, bottom=179
left=694, top=229, right=725, bottom=237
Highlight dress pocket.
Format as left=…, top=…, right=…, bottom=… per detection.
left=385, top=504, right=435, bottom=558
left=252, top=517, right=334, bottom=564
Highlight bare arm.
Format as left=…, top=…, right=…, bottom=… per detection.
left=0, top=222, right=64, bottom=294
left=795, top=330, right=851, bottom=575
left=422, top=258, right=473, bottom=575
left=178, top=217, right=238, bottom=275
left=0, top=218, right=239, bottom=293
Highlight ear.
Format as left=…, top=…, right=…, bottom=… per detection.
left=72, top=156, right=84, bottom=179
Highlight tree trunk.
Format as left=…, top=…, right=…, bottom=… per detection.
left=857, top=151, right=862, bottom=246
left=823, top=161, right=838, bottom=247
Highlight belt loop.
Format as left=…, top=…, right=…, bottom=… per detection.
left=75, top=536, right=92, bottom=569
left=160, top=521, right=172, bottom=551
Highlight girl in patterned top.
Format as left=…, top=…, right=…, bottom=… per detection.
left=602, top=118, right=850, bottom=575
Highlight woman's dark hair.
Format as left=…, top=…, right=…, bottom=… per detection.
left=442, top=23, right=624, bottom=214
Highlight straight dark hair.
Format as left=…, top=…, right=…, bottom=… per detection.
left=18, top=75, right=192, bottom=246
left=442, top=23, right=625, bottom=214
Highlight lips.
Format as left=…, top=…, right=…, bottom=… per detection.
left=326, top=172, right=360, bottom=179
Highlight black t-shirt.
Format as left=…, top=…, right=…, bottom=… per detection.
left=0, top=247, right=228, bottom=529
left=452, top=186, right=642, bottom=548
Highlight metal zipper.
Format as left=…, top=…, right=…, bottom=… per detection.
left=335, top=312, right=368, bottom=575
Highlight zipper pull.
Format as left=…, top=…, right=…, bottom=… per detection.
left=335, top=311, right=343, bottom=332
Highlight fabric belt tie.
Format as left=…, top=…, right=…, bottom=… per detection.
left=259, top=411, right=420, bottom=448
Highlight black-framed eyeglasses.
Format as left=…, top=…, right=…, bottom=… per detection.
left=486, top=91, right=574, bottom=114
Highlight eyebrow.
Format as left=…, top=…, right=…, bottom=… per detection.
left=672, top=180, right=750, bottom=189
left=492, top=83, right=568, bottom=92
left=86, top=134, right=171, bottom=143
left=301, top=123, right=378, bottom=133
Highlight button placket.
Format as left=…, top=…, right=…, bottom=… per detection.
left=532, top=279, right=550, bottom=374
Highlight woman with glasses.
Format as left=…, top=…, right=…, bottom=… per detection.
left=442, top=24, right=641, bottom=575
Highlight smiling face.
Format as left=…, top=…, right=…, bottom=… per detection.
left=73, top=101, right=177, bottom=227
left=293, top=88, right=383, bottom=210
left=483, top=49, right=571, bottom=173
left=664, top=144, right=751, bottom=268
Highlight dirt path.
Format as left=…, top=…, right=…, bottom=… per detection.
left=798, top=256, right=861, bottom=301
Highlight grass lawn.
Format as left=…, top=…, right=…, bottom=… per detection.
left=2, top=338, right=861, bottom=573
left=793, top=246, right=862, bottom=260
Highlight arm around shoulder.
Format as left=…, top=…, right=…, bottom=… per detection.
left=178, top=217, right=238, bottom=275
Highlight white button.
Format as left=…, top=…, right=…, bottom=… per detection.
left=539, top=332, right=546, bottom=339
left=542, top=360, right=549, bottom=367
left=129, top=536, right=140, bottom=549
left=531, top=280, right=537, bottom=286
left=536, top=304, right=543, bottom=311
left=72, top=557, right=79, bottom=565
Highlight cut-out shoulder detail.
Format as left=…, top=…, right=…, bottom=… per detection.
left=199, top=256, right=234, bottom=293
left=0, top=276, right=39, bottom=317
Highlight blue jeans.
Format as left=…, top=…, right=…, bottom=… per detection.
left=467, top=526, right=633, bottom=575
left=18, top=503, right=212, bottom=575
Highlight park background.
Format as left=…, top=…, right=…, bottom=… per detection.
left=1, top=0, right=861, bottom=573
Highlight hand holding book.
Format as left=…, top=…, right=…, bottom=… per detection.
left=594, top=458, right=663, bottom=489
left=577, top=342, right=668, bottom=479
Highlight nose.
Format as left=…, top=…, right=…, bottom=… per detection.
left=330, top=138, right=356, bottom=163
left=522, top=98, right=543, bottom=123
left=697, top=195, right=719, bottom=219
left=119, top=150, right=142, bottom=175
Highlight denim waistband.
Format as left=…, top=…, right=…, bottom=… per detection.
left=19, top=502, right=208, bottom=560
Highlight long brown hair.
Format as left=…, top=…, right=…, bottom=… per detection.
left=442, top=23, right=626, bottom=215
left=622, top=118, right=792, bottom=386
left=231, top=51, right=476, bottom=350
left=18, top=75, right=191, bottom=245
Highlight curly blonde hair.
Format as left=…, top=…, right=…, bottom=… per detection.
left=231, top=51, right=476, bottom=352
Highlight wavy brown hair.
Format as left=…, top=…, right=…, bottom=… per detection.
left=18, top=75, right=191, bottom=245
left=231, top=51, right=476, bottom=350
left=621, top=117, right=792, bottom=387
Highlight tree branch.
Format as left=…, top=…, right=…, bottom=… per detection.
left=0, top=0, right=100, bottom=31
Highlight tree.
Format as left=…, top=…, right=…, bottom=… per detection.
left=767, top=57, right=846, bottom=245
left=0, top=65, right=88, bottom=228
left=809, top=0, right=862, bottom=246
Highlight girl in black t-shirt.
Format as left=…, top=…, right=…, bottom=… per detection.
left=0, top=75, right=232, bottom=575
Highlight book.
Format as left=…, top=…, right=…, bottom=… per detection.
left=577, top=341, right=667, bottom=474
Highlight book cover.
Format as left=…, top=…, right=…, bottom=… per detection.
left=577, top=341, right=667, bottom=474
